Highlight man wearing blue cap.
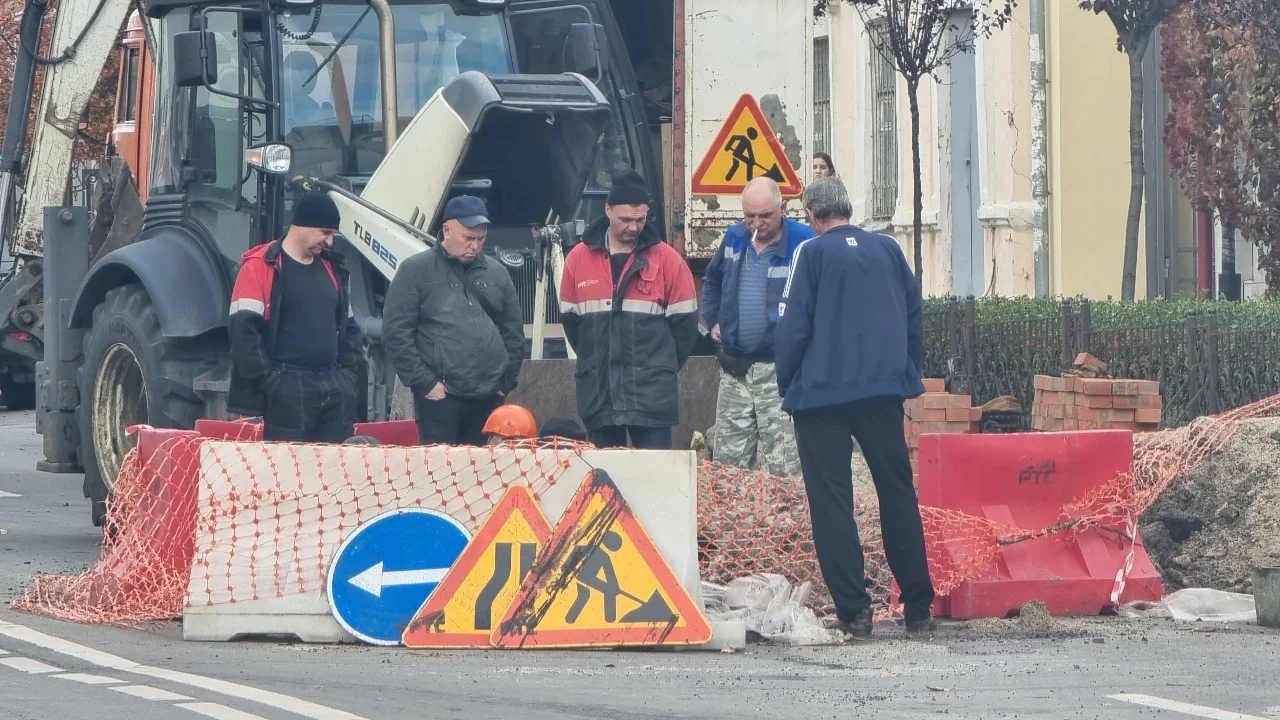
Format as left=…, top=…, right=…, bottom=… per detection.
left=383, top=196, right=526, bottom=446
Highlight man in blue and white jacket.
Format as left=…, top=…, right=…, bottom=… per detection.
left=701, top=177, right=814, bottom=477
left=775, top=176, right=936, bottom=638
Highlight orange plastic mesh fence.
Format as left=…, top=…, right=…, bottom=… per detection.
left=13, top=394, right=1280, bottom=627
left=13, top=434, right=592, bottom=625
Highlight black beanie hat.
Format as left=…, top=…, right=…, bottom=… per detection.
left=606, top=169, right=650, bottom=206
left=292, top=190, right=340, bottom=230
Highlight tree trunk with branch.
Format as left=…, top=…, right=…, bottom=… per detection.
left=850, top=0, right=1017, bottom=293
left=1121, top=39, right=1147, bottom=301
left=908, top=78, right=924, bottom=291
left=1079, top=0, right=1188, bottom=301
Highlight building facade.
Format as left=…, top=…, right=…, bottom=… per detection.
left=816, top=1, right=1197, bottom=299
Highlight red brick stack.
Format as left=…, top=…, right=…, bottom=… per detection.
left=904, top=378, right=983, bottom=477
left=1031, top=375, right=1162, bottom=432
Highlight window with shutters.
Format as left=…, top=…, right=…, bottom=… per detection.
left=869, top=22, right=898, bottom=221
left=813, top=37, right=831, bottom=156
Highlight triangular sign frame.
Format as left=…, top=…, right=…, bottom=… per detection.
left=690, top=93, right=804, bottom=198
left=401, top=484, right=553, bottom=648
left=490, top=469, right=712, bottom=649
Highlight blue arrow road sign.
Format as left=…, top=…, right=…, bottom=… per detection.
left=327, top=507, right=471, bottom=645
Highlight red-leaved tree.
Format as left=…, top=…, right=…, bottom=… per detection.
left=1162, top=1, right=1280, bottom=292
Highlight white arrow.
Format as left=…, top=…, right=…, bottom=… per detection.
left=0, top=491, right=20, bottom=499
left=347, top=561, right=450, bottom=598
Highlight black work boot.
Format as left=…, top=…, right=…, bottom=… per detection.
left=838, top=608, right=874, bottom=639
left=904, top=613, right=937, bottom=635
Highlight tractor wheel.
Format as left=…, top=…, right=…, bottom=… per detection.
left=78, top=284, right=224, bottom=527
left=0, top=373, right=36, bottom=410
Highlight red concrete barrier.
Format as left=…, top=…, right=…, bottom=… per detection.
left=917, top=429, right=1165, bottom=618
left=132, top=427, right=202, bottom=585
left=194, top=419, right=262, bottom=441
left=354, top=420, right=419, bottom=446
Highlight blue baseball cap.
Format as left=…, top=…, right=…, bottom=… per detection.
left=442, top=195, right=490, bottom=228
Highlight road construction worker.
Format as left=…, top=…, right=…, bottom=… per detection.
left=775, top=176, right=936, bottom=637
left=482, top=404, right=538, bottom=445
left=382, top=196, right=526, bottom=446
left=559, top=169, right=700, bottom=449
left=701, top=177, right=813, bottom=477
left=227, top=190, right=364, bottom=443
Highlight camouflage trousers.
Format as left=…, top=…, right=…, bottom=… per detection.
left=713, top=362, right=802, bottom=478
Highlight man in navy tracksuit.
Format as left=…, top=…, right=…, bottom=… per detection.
left=774, top=176, right=936, bottom=637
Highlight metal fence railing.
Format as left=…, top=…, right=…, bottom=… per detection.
left=923, top=298, right=1280, bottom=429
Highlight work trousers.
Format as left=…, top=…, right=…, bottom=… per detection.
left=414, top=393, right=503, bottom=446
left=713, top=363, right=801, bottom=477
left=262, top=365, right=356, bottom=443
left=792, top=395, right=935, bottom=622
left=587, top=425, right=673, bottom=450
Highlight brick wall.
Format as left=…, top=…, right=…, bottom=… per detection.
left=1031, top=375, right=1162, bottom=432
left=904, top=379, right=981, bottom=476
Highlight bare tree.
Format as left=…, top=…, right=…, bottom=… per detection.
left=846, top=0, right=1016, bottom=291
left=1079, top=0, right=1188, bottom=301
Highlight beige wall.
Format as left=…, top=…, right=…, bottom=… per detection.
left=823, top=3, right=1177, bottom=299
left=976, top=1, right=1035, bottom=296
left=1045, top=5, right=1148, bottom=299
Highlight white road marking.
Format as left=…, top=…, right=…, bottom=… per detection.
left=0, top=656, right=61, bottom=673
left=111, top=684, right=194, bottom=701
left=1108, top=694, right=1270, bottom=719
left=0, top=619, right=366, bottom=720
left=0, top=490, right=20, bottom=498
left=178, top=702, right=270, bottom=720
left=53, top=672, right=125, bottom=685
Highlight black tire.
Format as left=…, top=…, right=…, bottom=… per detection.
left=0, top=374, right=35, bottom=410
left=78, top=283, right=225, bottom=527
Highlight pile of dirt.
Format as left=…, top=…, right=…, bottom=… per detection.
left=957, top=600, right=1071, bottom=635
left=1140, top=417, right=1280, bottom=593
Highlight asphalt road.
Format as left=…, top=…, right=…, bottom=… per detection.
left=2, top=409, right=1280, bottom=720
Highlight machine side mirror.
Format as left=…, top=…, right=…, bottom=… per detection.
left=565, top=23, right=607, bottom=80
left=173, top=30, right=217, bottom=87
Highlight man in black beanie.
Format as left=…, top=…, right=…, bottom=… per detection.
left=558, top=169, right=699, bottom=449
left=227, top=190, right=364, bottom=442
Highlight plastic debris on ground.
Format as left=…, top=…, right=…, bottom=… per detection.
left=1120, top=588, right=1257, bottom=623
left=702, top=573, right=847, bottom=645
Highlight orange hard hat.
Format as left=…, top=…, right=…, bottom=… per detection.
left=482, top=404, right=538, bottom=439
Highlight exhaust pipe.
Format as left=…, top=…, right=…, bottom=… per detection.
left=369, top=0, right=398, bottom=153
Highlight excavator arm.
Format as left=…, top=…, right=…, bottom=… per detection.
left=2, top=0, right=136, bottom=260
left=0, top=0, right=132, bottom=409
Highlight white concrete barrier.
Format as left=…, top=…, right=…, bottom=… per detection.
left=182, top=441, right=743, bottom=650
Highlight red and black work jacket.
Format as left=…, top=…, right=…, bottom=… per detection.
left=559, top=216, right=700, bottom=430
left=226, top=240, right=364, bottom=416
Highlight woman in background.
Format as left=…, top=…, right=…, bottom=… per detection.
left=812, top=152, right=836, bottom=179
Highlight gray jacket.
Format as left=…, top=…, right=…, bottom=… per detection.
left=382, top=247, right=525, bottom=400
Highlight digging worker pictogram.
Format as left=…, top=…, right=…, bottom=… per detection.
left=227, top=190, right=365, bottom=442
left=565, top=531, right=677, bottom=625
left=775, top=176, right=936, bottom=638
left=701, top=177, right=813, bottom=477
left=724, top=127, right=760, bottom=182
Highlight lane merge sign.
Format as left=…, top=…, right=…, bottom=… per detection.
left=402, top=484, right=554, bottom=648
left=327, top=507, right=471, bottom=645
